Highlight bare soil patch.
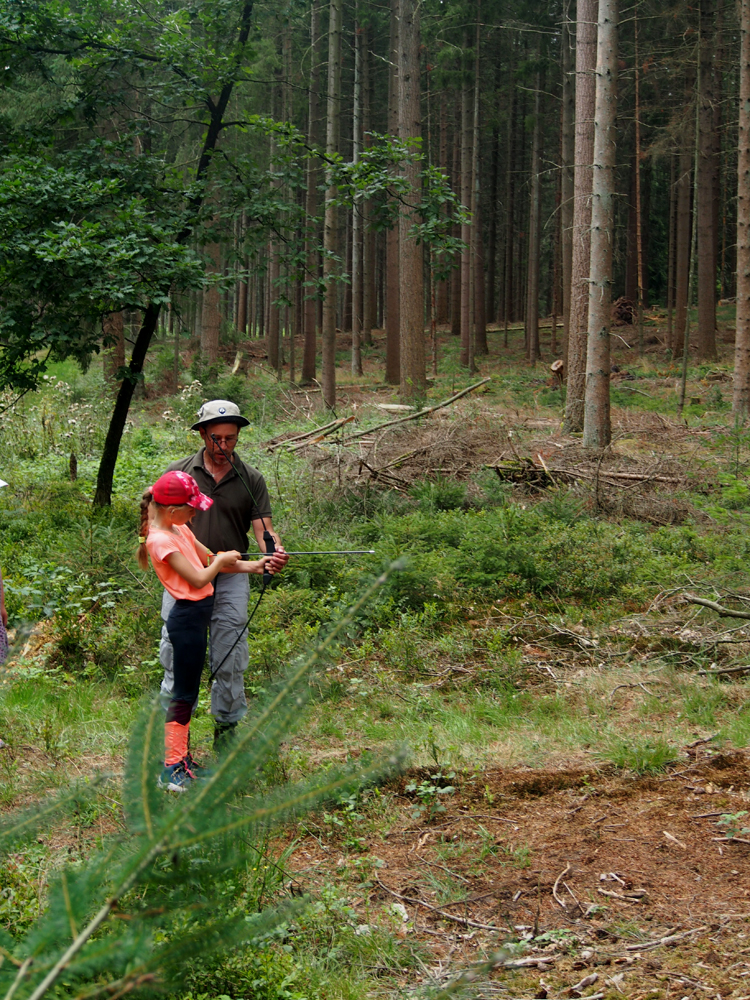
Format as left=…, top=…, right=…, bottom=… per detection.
left=287, top=747, right=750, bottom=997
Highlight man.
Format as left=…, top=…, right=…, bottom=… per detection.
left=159, top=399, right=288, bottom=744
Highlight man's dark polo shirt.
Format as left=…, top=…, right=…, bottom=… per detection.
left=166, top=448, right=272, bottom=553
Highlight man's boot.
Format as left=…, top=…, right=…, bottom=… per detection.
left=213, top=720, right=238, bottom=750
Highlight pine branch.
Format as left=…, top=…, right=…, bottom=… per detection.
left=8, top=561, right=404, bottom=1000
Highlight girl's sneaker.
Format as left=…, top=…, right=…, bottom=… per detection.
left=158, top=759, right=195, bottom=792
left=185, top=751, right=213, bottom=779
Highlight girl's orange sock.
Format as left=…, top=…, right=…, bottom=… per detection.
left=165, top=720, right=190, bottom=766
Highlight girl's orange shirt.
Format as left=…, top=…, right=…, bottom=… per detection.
left=146, top=524, right=214, bottom=601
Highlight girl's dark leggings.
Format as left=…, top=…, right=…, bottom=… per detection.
left=165, top=595, right=214, bottom=725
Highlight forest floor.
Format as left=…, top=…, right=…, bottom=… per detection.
left=3, top=303, right=750, bottom=999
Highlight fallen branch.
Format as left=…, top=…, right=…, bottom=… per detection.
left=566, top=972, right=598, bottom=997
left=265, top=416, right=352, bottom=452
left=368, top=444, right=432, bottom=474
left=683, top=594, right=750, bottom=620
left=503, top=955, right=560, bottom=969
left=375, top=878, right=501, bottom=932
left=343, top=377, right=491, bottom=442
left=625, top=925, right=708, bottom=952
left=552, top=863, right=571, bottom=909
left=696, top=665, right=750, bottom=676
left=288, top=416, right=356, bottom=451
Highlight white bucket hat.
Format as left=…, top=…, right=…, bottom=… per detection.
left=190, top=400, right=250, bottom=431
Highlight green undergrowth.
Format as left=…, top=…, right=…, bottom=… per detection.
left=4, top=352, right=750, bottom=998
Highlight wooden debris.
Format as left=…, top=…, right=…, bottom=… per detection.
left=487, top=459, right=556, bottom=488
left=566, top=972, right=598, bottom=997
left=502, top=955, right=560, bottom=969
left=375, top=878, right=501, bottom=932
left=697, top=664, right=750, bottom=676
left=624, top=926, right=708, bottom=952
left=266, top=415, right=355, bottom=452
left=683, top=593, right=750, bottom=620
left=552, top=863, right=572, bottom=909
left=342, top=377, right=491, bottom=443
left=663, top=831, right=686, bottom=848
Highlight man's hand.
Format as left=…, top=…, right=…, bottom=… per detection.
left=266, top=544, right=288, bottom=575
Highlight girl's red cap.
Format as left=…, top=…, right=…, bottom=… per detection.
left=151, top=471, right=213, bottom=511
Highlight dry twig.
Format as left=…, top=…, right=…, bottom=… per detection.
left=375, top=878, right=501, bottom=932
left=552, top=863, right=571, bottom=909
left=343, top=378, right=491, bottom=443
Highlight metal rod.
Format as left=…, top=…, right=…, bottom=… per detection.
left=239, top=549, right=375, bottom=558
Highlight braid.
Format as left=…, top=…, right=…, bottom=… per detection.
left=136, top=489, right=153, bottom=570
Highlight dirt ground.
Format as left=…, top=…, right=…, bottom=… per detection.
left=286, top=747, right=750, bottom=999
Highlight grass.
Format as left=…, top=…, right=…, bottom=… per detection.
left=4, top=319, right=750, bottom=996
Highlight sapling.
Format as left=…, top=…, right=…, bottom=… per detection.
left=0, top=565, right=405, bottom=1000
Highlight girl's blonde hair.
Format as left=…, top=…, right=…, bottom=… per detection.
left=136, top=491, right=195, bottom=570
left=136, top=489, right=153, bottom=571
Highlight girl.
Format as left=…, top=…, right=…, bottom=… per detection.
left=138, top=470, right=279, bottom=791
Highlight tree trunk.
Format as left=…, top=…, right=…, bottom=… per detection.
left=503, top=60, right=516, bottom=345
left=666, top=152, right=677, bottom=353
left=351, top=11, right=364, bottom=376
left=471, top=10, right=484, bottom=362
left=450, top=115, right=462, bottom=337
left=321, top=0, right=342, bottom=408
left=437, top=92, right=450, bottom=324
left=697, top=0, right=718, bottom=359
left=362, top=25, right=375, bottom=346
left=525, top=62, right=542, bottom=365
left=563, top=0, right=597, bottom=433
left=734, top=0, right=750, bottom=414
left=674, top=143, right=693, bottom=360
left=475, top=205, right=487, bottom=355
left=460, top=43, right=472, bottom=368
left=583, top=0, right=617, bottom=450
left=385, top=0, right=400, bottom=384
left=201, top=240, right=221, bottom=364
left=236, top=213, right=248, bottom=338
left=561, top=1, right=575, bottom=357
left=486, top=124, right=499, bottom=329
left=398, top=0, right=425, bottom=400
left=103, top=311, right=125, bottom=390
left=302, top=0, right=322, bottom=385
left=634, top=10, right=645, bottom=356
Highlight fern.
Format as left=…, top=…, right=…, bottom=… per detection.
left=0, top=564, right=404, bottom=1000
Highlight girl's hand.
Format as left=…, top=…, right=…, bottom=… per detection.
left=0, top=605, right=6, bottom=628
left=215, top=550, right=241, bottom=569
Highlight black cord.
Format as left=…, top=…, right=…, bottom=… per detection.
left=205, top=434, right=278, bottom=685
left=207, top=582, right=266, bottom=684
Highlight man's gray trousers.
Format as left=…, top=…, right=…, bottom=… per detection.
left=159, top=572, right=251, bottom=723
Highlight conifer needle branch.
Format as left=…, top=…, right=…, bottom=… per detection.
left=3, top=958, right=32, bottom=1000
left=25, top=838, right=169, bottom=1000
left=60, top=872, right=78, bottom=940
left=173, top=755, right=404, bottom=850
left=25, top=565, right=404, bottom=1000
left=185, top=562, right=403, bottom=816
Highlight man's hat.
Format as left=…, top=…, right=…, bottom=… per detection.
left=151, top=471, right=213, bottom=511
left=190, top=399, right=250, bottom=431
